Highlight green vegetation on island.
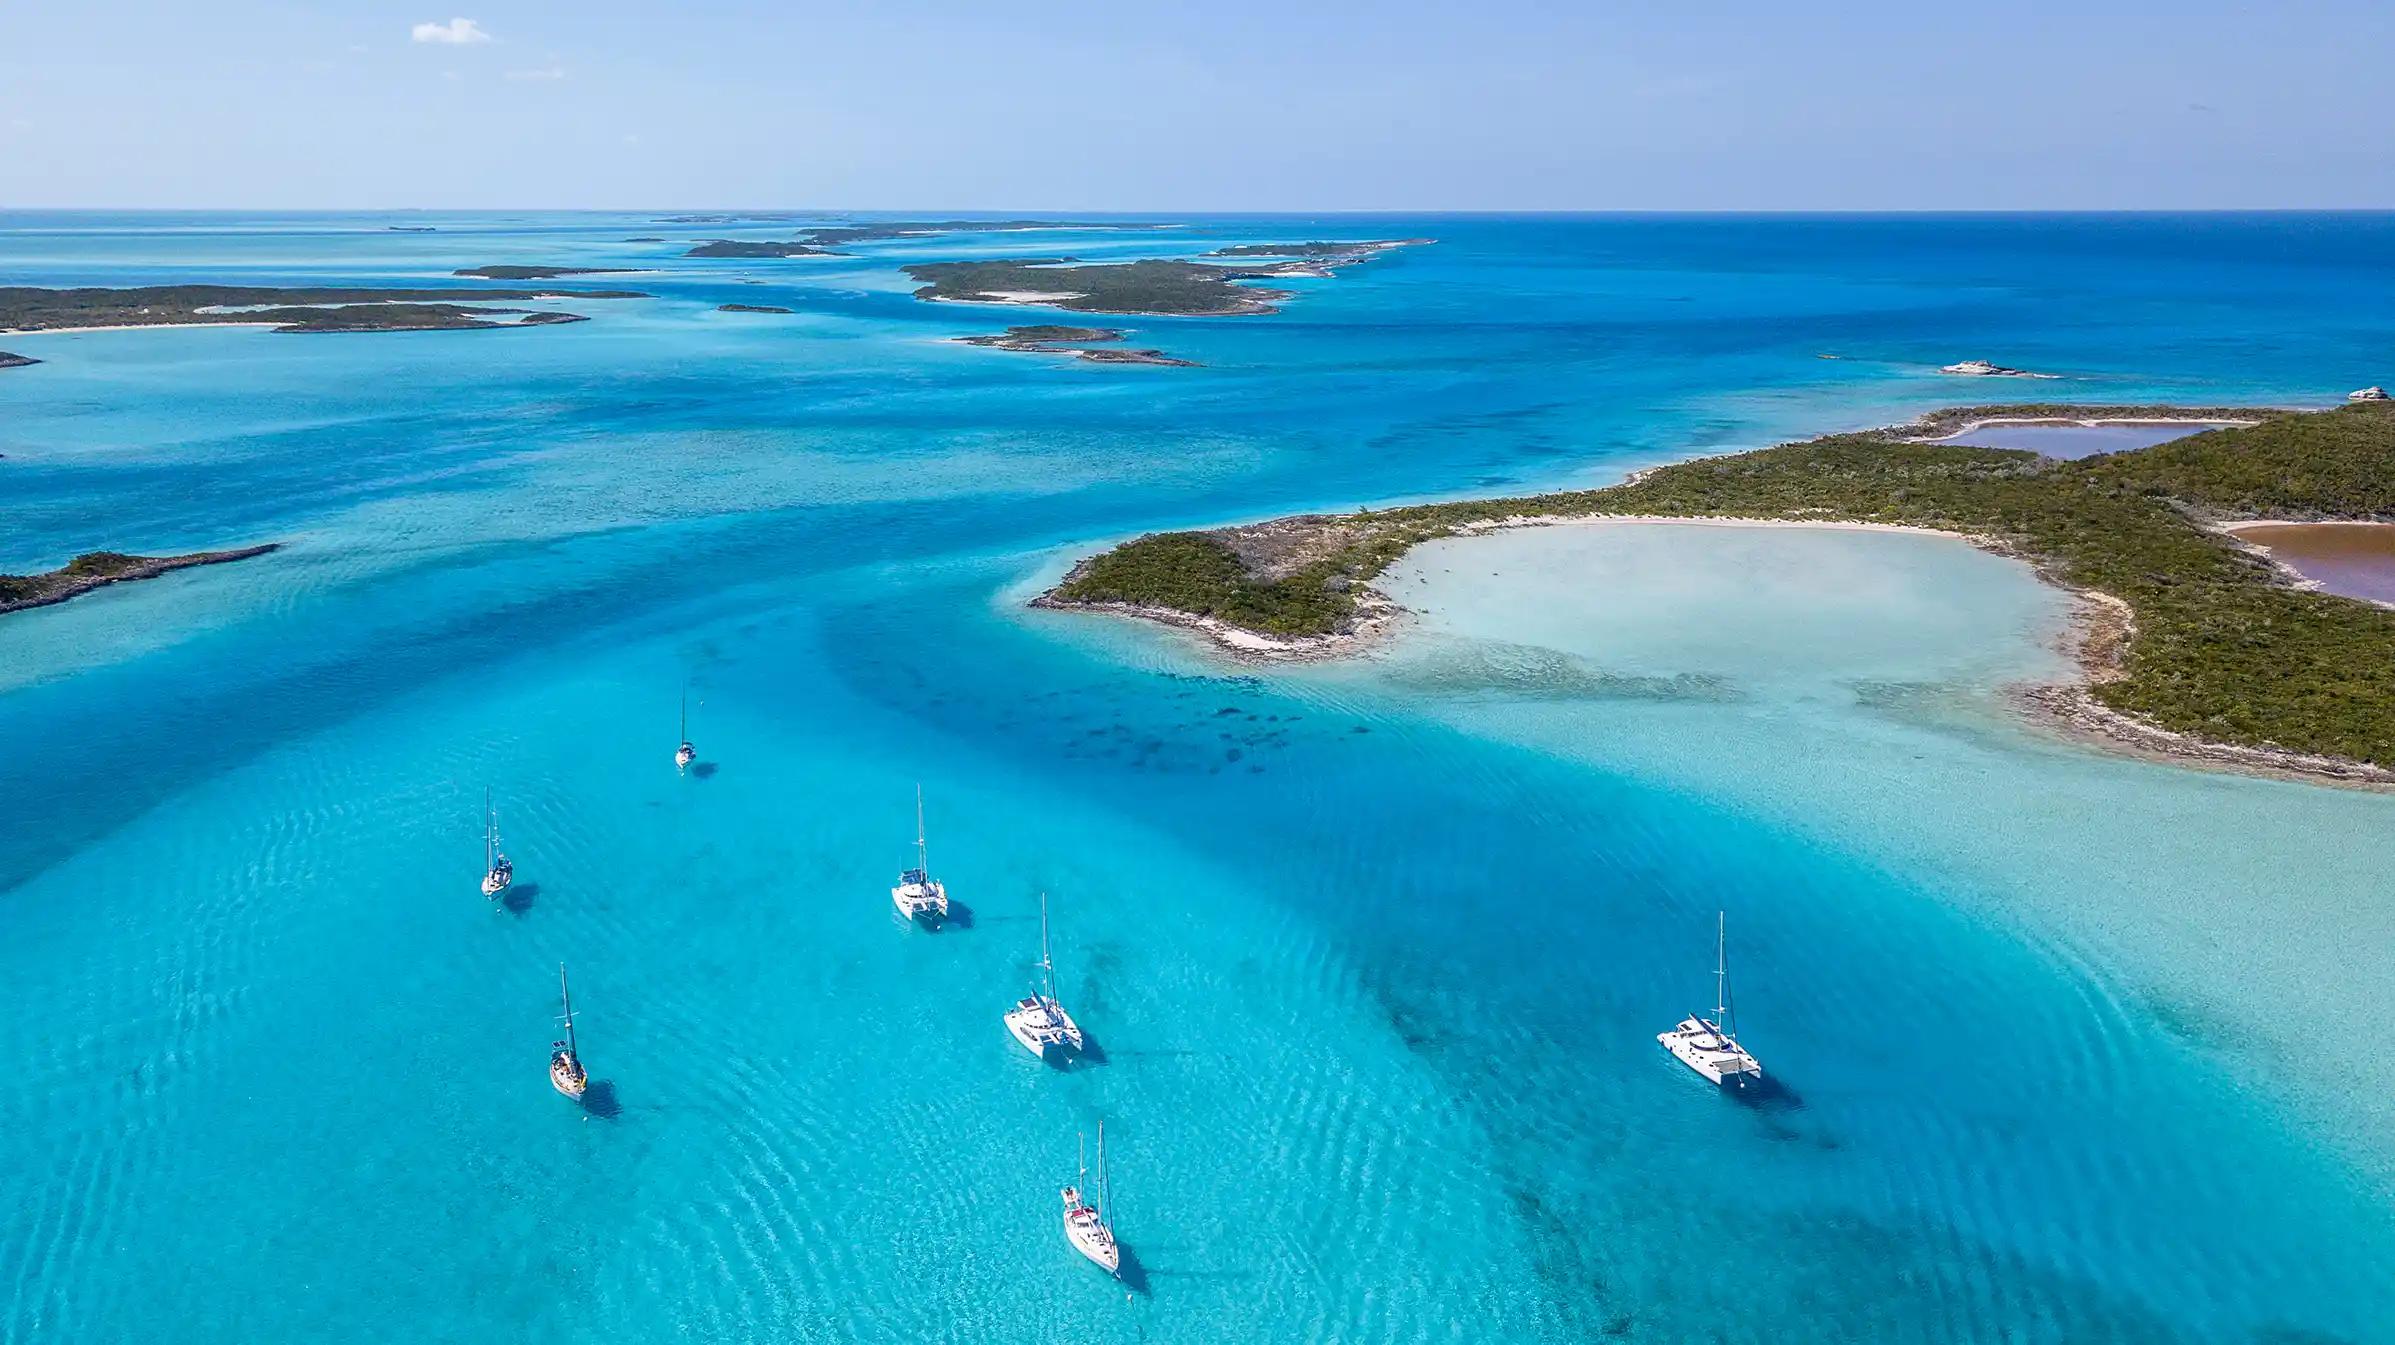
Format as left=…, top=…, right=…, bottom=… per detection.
left=906, top=258, right=1290, bottom=316
left=0, top=285, right=648, bottom=335
left=1205, top=238, right=1433, bottom=260
left=682, top=219, right=1169, bottom=261
left=1045, top=402, right=2395, bottom=771
left=959, top=325, right=1196, bottom=366
left=0, top=545, right=279, bottom=617
left=906, top=237, right=1425, bottom=316
left=718, top=303, right=795, bottom=314
left=685, top=240, right=836, bottom=259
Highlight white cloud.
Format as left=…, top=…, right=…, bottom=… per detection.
left=505, top=66, right=566, bottom=81
left=411, top=18, right=491, bottom=45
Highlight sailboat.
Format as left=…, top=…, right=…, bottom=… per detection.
left=674, top=690, right=697, bottom=773
left=480, top=788, right=514, bottom=899
left=1657, top=911, right=1763, bottom=1088
left=889, top=786, right=949, bottom=925
left=550, top=963, right=589, bottom=1100
left=1003, top=892, right=1084, bottom=1061
left=1061, top=1120, right=1122, bottom=1275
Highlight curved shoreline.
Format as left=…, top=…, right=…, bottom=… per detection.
left=1033, top=403, right=2395, bottom=790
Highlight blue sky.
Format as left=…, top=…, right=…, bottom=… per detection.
left=2, top=2, right=2390, bottom=210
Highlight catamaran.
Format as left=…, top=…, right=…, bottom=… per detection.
left=675, top=690, right=696, bottom=773
left=890, top=786, right=949, bottom=925
left=1061, top=1120, right=1122, bottom=1276
left=1004, top=892, right=1084, bottom=1061
left=550, top=963, right=589, bottom=1100
left=480, top=788, right=514, bottom=900
left=1657, top=912, right=1763, bottom=1088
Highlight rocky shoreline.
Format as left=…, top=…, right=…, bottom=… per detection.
left=0, top=545, right=280, bottom=618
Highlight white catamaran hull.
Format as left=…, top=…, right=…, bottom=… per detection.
left=1006, top=999, right=1083, bottom=1061
left=1658, top=1017, right=1762, bottom=1087
left=891, top=879, right=948, bottom=924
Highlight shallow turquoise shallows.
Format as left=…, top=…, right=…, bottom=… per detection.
left=4, top=212, right=2394, bottom=1345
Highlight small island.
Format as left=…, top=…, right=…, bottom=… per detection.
left=682, top=219, right=1172, bottom=260
left=718, top=303, right=795, bottom=315
left=904, top=258, right=1283, bottom=316
left=453, top=265, right=638, bottom=281
left=622, top=236, right=666, bottom=243
left=0, top=351, right=36, bottom=370
left=959, top=325, right=1195, bottom=366
left=1, top=545, right=279, bottom=617
left=906, top=238, right=1425, bottom=316
left=685, top=240, right=836, bottom=259
left=0, top=284, right=649, bottom=335
left=1206, top=238, right=1434, bottom=264
left=1038, top=401, right=2395, bottom=783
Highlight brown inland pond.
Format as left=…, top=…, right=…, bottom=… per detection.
left=2233, top=522, right=2395, bottom=605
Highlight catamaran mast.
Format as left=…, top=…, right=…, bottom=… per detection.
left=1038, top=892, right=1057, bottom=1005
left=914, top=784, right=928, bottom=874
left=1715, top=912, right=1732, bottom=1037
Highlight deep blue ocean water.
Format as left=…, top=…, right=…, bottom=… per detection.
left=4, top=211, right=2394, bottom=1344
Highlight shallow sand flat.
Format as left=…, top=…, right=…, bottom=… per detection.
left=1324, top=518, right=2395, bottom=1177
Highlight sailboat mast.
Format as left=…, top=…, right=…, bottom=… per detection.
left=1097, top=1119, right=1110, bottom=1221
left=679, top=689, right=687, bottom=742
left=914, top=785, right=928, bottom=873
left=1038, top=892, right=1057, bottom=1004
left=1715, top=912, right=1730, bottom=1033
left=485, top=788, right=496, bottom=868
left=559, top=963, right=578, bottom=1056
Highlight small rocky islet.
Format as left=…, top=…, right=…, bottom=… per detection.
left=959, top=325, right=1196, bottom=367
left=0, top=546, right=280, bottom=617
left=905, top=238, right=1430, bottom=317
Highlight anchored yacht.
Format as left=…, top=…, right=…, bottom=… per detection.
left=1004, top=892, right=1084, bottom=1061
left=1658, top=912, right=1763, bottom=1088
left=480, top=788, right=514, bottom=900
left=1061, top=1121, right=1122, bottom=1276
left=890, top=786, right=949, bottom=925
left=550, top=964, right=589, bottom=1100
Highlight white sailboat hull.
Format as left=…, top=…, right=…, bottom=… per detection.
left=1006, top=997, right=1083, bottom=1061
left=1065, top=1217, right=1120, bottom=1273
left=1061, top=1187, right=1119, bottom=1274
left=891, top=878, right=948, bottom=923
left=1658, top=1016, right=1763, bottom=1087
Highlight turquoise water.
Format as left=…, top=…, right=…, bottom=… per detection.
left=4, top=211, right=2394, bottom=1344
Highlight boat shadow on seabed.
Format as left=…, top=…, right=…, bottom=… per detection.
left=577, top=1079, right=623, bottom=1120
left=501, top=882, right=540, bottom=916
